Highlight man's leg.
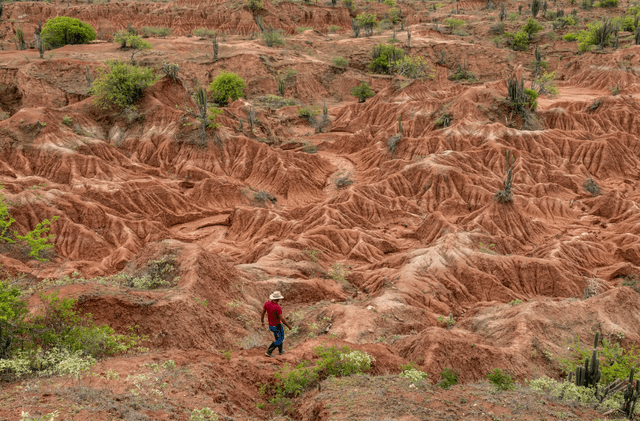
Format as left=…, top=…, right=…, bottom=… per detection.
left=266, top=326, right=278, bottom=356
left=274, top=324, right=285, bottom=354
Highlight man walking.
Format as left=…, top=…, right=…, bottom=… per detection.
left=261, top=291, right=292, bottom=357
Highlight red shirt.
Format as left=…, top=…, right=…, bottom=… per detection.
left=263, top=301, right=282, bottom=326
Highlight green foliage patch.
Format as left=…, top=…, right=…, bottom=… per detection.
left=41, top=16, right=96, bottom=49
left=90, top=60, right=157, bottom=109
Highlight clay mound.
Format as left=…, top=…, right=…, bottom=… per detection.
left=73, top=240, right=247, bottom=350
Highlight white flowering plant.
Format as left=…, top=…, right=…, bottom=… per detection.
left=190, top=408, right=218, bottom=420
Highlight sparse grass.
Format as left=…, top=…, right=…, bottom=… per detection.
left=254, top=95, right=298, bottom=109
left=334, top=173, right=354, bottom=188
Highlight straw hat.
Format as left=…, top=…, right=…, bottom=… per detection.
left=269, top=291, right=284, bottom=300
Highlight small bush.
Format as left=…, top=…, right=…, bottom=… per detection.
left=296, top=26, right=313, bottom=33
left=41, top=16, right=96, bottom=49
left=209, top=71, right=246, bottom=106
left=509, top=299, right=523, bottom=305
left=439, top=368, right=459, bottom=389
left=328, top=25, right=341, bottom=33
left=444, top=18, right=465, bottom=34
left=369, top=44, right=404, bottom=74
left=62, top=115, right=73, bottom=126
left=505, top=29, right=530, bottom=50
left=190, top=408, right=218, bottom=421
left=584, top=177, right=602, bottom=196
left=563, top=32, right=579, bottom=41
left=251, top=190, right=277, bottom=206
left=528, top=376, right=624, bottom=411
left=392, top=56, right=434, bottom=79
left=598, top=0, right=617, bottom=7
left=247, top=0, right=263, bottom=11
left=331, top=56, right=349, bottom=68
left=192, top=28, right=217, bottom=38
left=90, top=60, right=157, bottom=109
left=508, top=12, right=519, bottom=21
left=486, top=368, right=515, bottom=390
left=355, top=13, right=378, bottom=36
left=262, top=29, right=285, bottom=47
left=351, top=81, right=375, bottom=103
left=269, top=346, right=374, bottom=406
left=298, top=106, right=319, bottom=119
left=140, top=26, right=172, bottom=38
left=254, top=95, right=298, bottom=109
left=400, top=367, right=429, bottom=381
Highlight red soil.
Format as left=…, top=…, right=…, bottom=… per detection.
left=1, top=0, right=640, bottom=418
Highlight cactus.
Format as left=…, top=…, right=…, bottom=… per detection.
left=506, top=74, right=527, bottom=114
left=499, top=3, right=506, bottom=21
left=622, top=368, right=639, bottom=418
left=532, top=0, right=541, bottom=18
left=636, top=26, right=640, bottom=46
left=574, top=332, right=602, bottom=388
left=212, top=32, right=219, bottom=61
left=277, top=75, right=285, bottom=97
left=398, top=114, right=403, bottom=135
left=407, top=30, right=411, bottom=48
left=323, top=101, right=328, bottom=117
left=194, top=81, right=208, bottom=144
left=542, top=0, right=548, bottom=15
left=85, top=66, right=93, bottom=87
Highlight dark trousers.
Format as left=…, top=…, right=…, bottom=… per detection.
left=267, top=323, right=284, bottom=354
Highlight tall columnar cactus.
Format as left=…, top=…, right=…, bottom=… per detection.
left=407, top=30, right=411, bottom=48
left=622, top=368, right=639, bottom=418
left=575, top=332, right=602, bottom=388
left=499, top=3, right=507, bottom=21
left=398, top=114, right=403, bottom=136
left=532, top=0, right=541, bottom=17
left=277, top=75, right=285, bottom=97
left=212, top=33, right=219, bottom=61
left=323, top=101, right=328, bottom=117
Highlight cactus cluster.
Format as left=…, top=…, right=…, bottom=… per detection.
left=622, top=368, right=640, bottom=418
left=574, top=332, right=601, bottom=388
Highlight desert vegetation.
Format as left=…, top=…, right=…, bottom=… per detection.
left=0, top=0, right=640, bottom=419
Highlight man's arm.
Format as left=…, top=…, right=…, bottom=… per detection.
left=261, top=308, right=267, bottom=326
left=280, top=314, right=292, bottom=330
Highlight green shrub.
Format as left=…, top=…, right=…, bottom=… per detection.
left=598, top=0, right=617, bottom=7
left=524, top=88, right=538, bottom=110
left=584, top=177, right=602, bottom=196
left=507, top=12, right=519, bottom=21
left=140, top=26, right=172, bottom=37
left=351, top=81, right=375, bottom=103
left=486, top=368, right=515, bottom=390
left=331, top=56, right=349, bottom=68
left=356, top=13, right=378, bottom=36
left=528, top=376, right=624, bottom=412
left=400, top=366, right=429, bottom=381
left=261, top=29, right=285, bottom=47
left=564, top=32, right=579, bottom=41
left=555, top=334, right=640, bottom=384
left=388, top=7, right=401, bottom=23
left=192, top=28, right=217, bottom=38
left=41, top=16, right=96, bottom=49
left=247, top=0, right=263, bottom=11
left=190, top=408, right=219, bottom=421
left=14, top=216, right=59, bottom=261
left=383, top=0, right=396, bottom=6
left=0, top=280, right=28, bottom=358
left=90, top=60, right=157, bottom=109
left=523, top=17, right=544, bottom=36
left=444, top=18, right=465, bottom=34
left=62, top=115, right=73, bottom=126
left=392, top=56, right=434, bottom=79
left=328, top=25, right=341, bottom=33
left=269, top=346, right=374, bottom=406
left=439, top=368, right=459, bottom=389
left=254, top=95, right=298, bottom=109
left=296, top=26, right=313, bottom=33
left=369, top=43, right=404, bottom=74
left=209, top=71, right=246, bottom=106
left=505, top=29, right=530, bottom=50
